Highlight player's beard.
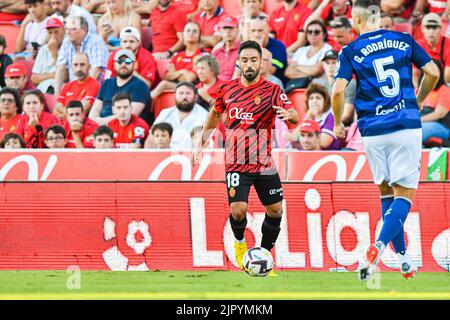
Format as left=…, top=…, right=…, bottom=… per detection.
left=176, top=100, right=195, bottom=113
left=243, top=67, right=260, bottom=82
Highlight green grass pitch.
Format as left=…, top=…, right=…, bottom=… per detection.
left=0, top=270, right=449, bottom=300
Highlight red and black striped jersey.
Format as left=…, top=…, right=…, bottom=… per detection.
left=215, top=77, right=292, bottom=173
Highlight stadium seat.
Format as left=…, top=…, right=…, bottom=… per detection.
left=152, top=91, right=176, bottom=118
left=221, top=0, right=243, bottom=18
left=15, top=58, right=36, bottom=90
left=395, top=22, right=412, bottom=34
left=288, top=89, right=307, bottom=128
left=44, top=94, right=58, bottom=113
left=0, top=22, right=21, bottom=54
left=156, top=58, right=171, bottom=80
left=142, top=26, right=152, bottom=51
left=264, top=0, right=283, bottom=15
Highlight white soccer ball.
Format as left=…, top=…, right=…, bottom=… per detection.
left=242, top=247, right=274, bottom=277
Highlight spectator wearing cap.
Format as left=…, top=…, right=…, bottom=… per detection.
left=150, top=0, right=187, bottom=60
left=105, top=26, right=157, bottom=89
left=297, top=119, right=322, bottom=151
left=151, top=21, right=206, bottom=99
left=97, top=0, right=142, bottom=51
left=212, top=16, right=240, bottom=81
left=89, top=49, right=151, bottom=125
left=53, top=52, right=101, bottom=119
left=329, top=16, right=354, bottom=51
left=193, top=0, right=228, bottom=49
left=268, top=0, right=313, bottom=52
left=0, top=35, right=13, bottom=88
left=416, top=13, right=450, bottom=84
left=50, top=0, right=97, bottom=34
left=5, top=63, right=31, bottom=95
left=305, top=0, right=352, bottom=28
left=54, top=15, right=109, bottom=95
left=312, top=49, right=356, bottom=126
left=62, top=100, right=98, bottom=148
left=31, top=17, right=66, bottom=94
left=0, top=88, right=23, bottom=140
left=379, top=12, right=395, bottom=31
left=15, top=0, right=48, bottom=56
left=285, top=20, right=331, bottom=90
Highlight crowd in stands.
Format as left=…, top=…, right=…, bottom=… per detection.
left=0, top=0, right=450, bottom=150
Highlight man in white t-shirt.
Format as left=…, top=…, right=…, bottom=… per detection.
left=49, top=0, right=97, bottom=34
left=15, top=0, right=48, bottom=55
left=145, top=81, right=208, bottom=150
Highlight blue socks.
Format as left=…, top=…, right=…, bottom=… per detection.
left=378, top=197, right=411, bottom=248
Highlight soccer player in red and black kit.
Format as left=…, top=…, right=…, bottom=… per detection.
left=193, top=40, right=298, bottom=275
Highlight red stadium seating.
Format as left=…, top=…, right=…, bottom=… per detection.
left=287, top=88, right=307, bottom=128
left=152, top=91, right=176, bottom=118
left=395, top=22, right=412, bottom=34
left=222, top=0, right=243, bottom=18
left=44, top=94, right=58, bottom=113
left=264, top=0, right=283, bottom=15
left=156, top=58, right=171, bottom=79
left=15, top=58, right=36, bottom=90
left=142, top=26, right=152, bottom=51
left=0, top=22, right=21, bottom=54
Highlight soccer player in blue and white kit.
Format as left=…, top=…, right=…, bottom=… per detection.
left=331, top=0, right=439, bottom=281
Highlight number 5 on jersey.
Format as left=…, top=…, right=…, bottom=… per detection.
left=227, top=173, right=240, bottom=188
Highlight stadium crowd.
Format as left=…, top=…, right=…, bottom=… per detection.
left=0, top=0, right=449, bottom=150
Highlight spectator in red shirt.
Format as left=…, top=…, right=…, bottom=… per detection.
left=0, top=133, right=27, bottom=149
left=413, top=0, right=450, bottom=21
left=63, top=100, right=99, bottom=148
left=105, top=26, right=157, bottom=88
left=151, top=21, right=205, bottom=98
left=212, top=16, right=240, bottom=81
left=150, top=0, right=187, bottom=59
left=0, top=88, right=23, bottom=140
left=44, top=124, right=68, bottom=148
left=416, top=13, right=450, bottom=84
left=17, top=89, right=61, bottom=148
left=193, top=0, right=227, bottom=49
left=5, top=63, right=31, bottom=96
left=268, top=0, right=313, bottom=53
left=108, top=92, right=149, bottom=148
left=380, top=12, right=395, bottom=31
left=194, top=54, right=222, bottom=110
left=93, top=125, right=115, bottom=148
left=305, top=0, right=352, bottom=28
left=329, top=16, right=354, bottom=51
left=54, top=52, right=101, bottom=120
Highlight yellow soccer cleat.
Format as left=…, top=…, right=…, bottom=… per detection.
left=267, top=269, right=278, bottom=277
left=234, top=240, right=247, bottom=269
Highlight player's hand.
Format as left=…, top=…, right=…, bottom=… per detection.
left=333, top=122, right=346, bottom=139
left=273, top=106, right=290, bottom=121
left=191, top=145, right=203, bottom=166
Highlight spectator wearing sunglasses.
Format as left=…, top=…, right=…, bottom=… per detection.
left=89, top=49, right=151, bottom=125
left=416, top=13, right=450, bottom=84
left=285, top=20, right=331, bottom=89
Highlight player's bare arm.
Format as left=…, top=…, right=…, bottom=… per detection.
left=192, top=105, right=221, bottom=165
left=331, top=78, right=348, bottom=139
left=416, top=61, right=440, bottom=111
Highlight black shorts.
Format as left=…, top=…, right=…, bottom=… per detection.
left=226, top=169, right=283, bottom=206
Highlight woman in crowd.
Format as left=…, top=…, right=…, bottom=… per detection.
left=17, top=89, right=60, bottom=148
left=194, top=55, right=222, bottom=110
left=98, top=0, right=142, bottom=50
left=0, top=88, right=23, bottom=140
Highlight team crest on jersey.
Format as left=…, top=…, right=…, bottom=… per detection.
left=254, top=94, right=261, bottom=105
left=229, top=187, right=236, bottom=198
left=128, top=130, right=133, bottom=140
left=294, top=14, right=299, bottom=21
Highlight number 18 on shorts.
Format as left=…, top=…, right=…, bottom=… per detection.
left=226, top=171, right=284, bottom=206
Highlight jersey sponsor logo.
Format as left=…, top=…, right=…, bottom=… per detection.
left=375, top=99, right=406, bottom=116
left=274, top=17, right=284, bottom=23
left=269, top=187, right=283, bottom=195
left=229, top=107, right=254, bottom=121
left=134, top=126, right=146, bottom=138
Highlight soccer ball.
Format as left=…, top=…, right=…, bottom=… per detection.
left=242, top=247, right=274, bottom=277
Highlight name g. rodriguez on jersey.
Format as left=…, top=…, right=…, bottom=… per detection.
left=354, top=36, right=410, bottom=63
